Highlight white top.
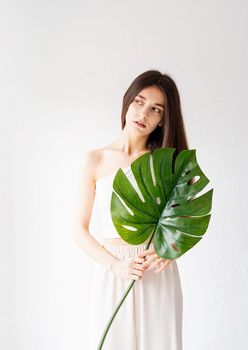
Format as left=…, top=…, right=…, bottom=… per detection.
left=94, top=165, right=134, bottom=238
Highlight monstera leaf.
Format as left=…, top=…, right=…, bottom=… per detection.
left=110, top=147, right=213, bottom=259
left=97, top=147, right=213, bottom=349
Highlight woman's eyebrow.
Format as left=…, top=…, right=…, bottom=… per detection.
left=137, top=94, right=165, bottom=109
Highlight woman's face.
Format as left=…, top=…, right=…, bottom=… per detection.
left=125, top=85, right=166, bottom=135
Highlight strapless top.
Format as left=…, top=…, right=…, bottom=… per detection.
left=93, top=165, right=135, bottom=238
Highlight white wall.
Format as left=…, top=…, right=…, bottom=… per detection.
left=1, top=0, right=248, bottom=349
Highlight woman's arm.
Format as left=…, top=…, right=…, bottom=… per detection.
left=73, top=150, right=118, bottom=271
left=73, top=150, right=145, bottom=280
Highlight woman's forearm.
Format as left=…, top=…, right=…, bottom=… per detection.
left=73, top=228, right=118, bottom=271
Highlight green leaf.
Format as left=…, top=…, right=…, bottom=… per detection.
left=111, top=147, right=213, bottom=259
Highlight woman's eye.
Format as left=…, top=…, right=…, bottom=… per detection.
left=134, top=99, right=161, bottom=113
left=154, top=107, right=161, bottom=113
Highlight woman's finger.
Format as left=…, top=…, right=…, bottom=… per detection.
left=142, top=254, right=159, bottom=269
left=153, top=261, right=167, bottom=273
left=134, top=257, right=145, bottom=264
left=145, top=259, right=161, bottom=271
left=144, top=256, right=162, bottom=271
left=131, top=268, right=143, bottom=277
left=154, top=259, right=174, bottom=273
left=133, top=262, right=145, bottom=271
left=138, top=248, right=155, bottom=258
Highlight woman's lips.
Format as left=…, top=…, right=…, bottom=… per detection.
left=133, top=120, right=146, bottom=128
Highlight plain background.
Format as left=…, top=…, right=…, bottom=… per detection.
left=1, top=0, right=248, bottom=349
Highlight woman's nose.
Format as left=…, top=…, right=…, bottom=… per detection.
left=139, top=107, right=148, bottom=119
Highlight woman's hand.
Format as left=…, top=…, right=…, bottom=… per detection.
left=111, top=256, right=146, bottom=280
left=138, top=247, right=174, bottom=274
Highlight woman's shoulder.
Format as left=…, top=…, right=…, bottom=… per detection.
left=80, top=146, right=114, bottom=165
left=79, top=148, right=100, bottom=171
left=81, top=144, right=127, bottom=182
left=79, top=146, right=115, bottom=177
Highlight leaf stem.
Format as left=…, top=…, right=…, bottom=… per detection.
left=97, top=230, right=155, bottom=349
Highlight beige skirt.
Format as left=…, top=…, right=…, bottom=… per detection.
left=88, top=242, right=183, bottom=350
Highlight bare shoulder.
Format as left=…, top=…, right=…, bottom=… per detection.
left=79, top=146, right=115, bottom=181
left=80, top=148, right=99, bottom=167
left=80, top=144, right=151, bottom=181
left=87, top=146, right=122, bottom=178
left=79, top=148, right=102, bottom=183
left=79, top=144, right=150, bottom=181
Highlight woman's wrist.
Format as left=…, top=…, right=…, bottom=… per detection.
left=107, top=256, right=120, bottom=273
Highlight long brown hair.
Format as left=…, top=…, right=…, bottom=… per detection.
left=121, top=70, right=190, bottom=163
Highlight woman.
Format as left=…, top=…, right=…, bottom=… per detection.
left=74, top=70, right=190, bottom=349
